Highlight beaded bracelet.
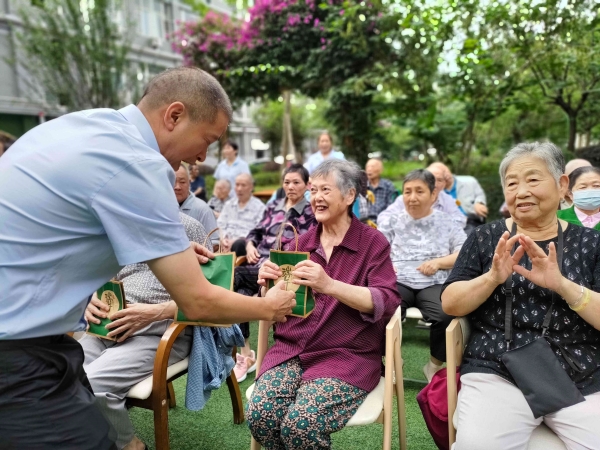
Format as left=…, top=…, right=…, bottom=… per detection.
left=570, top=287, right=591, bottom=312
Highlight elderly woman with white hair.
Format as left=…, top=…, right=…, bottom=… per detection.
left=246, top=159, right=400, bottom=449
left=442, top=142, right=600, bottom=449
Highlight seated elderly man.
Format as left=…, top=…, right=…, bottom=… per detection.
left=79, top=213, right=206, bottom=450
left=247, top=159, right=400, bottom=449
left=174, top=166, right=219, bottom=246
left=442, top=142, right=600, bottom=449
left=378, top=169, right=466, bottom=382
left=208, top=179, right=231, bottom=218
left=429, top=162, right=487, bottom=233
left=378, top=164, right=466, bottom=229
left=217, top=173, right=266, bottom=254
left=365, top=158, right=396, bottom=223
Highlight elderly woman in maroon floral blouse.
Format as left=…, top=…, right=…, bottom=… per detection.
left=246, top=159, right=400, bottom=450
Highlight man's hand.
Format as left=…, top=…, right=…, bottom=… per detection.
left=474, top=203, right=488, bottom=218
left=191, top=241, right=215, bottom=264
left=105, top=303, right=168, bottom=342
left=84, top=292, right=110, bottom=328
left=416, top=259, right=440, bottom=276
left=246, top=241, right=261, bottom=265
left=263, top=280, right=296, bottom=322
left=292, top=260, right=334, bottom=294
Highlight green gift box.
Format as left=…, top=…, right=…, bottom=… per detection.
left=267, top=222, right=315, bottom=318
left=175, top=228, right=234, bottom=327
left=87, top=280, right=126, bottom=341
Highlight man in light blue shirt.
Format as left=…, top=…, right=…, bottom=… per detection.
left=213, top=140, right=250, bottom=191
left=0, top=67, right=294, bottom=450
left=303, top=132, right=345, bottom=174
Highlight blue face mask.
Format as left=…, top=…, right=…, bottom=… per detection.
left=572, top=189, right=600, bottom=210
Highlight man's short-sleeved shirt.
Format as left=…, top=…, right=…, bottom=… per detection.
left=303, top=150, right=345, bottom=175
left=217, top=196, right=266, bottom=241
left=0, top=105, right=190, bottom=339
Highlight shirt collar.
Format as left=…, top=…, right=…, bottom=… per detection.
left=180, top=192, right=195, bottom=211
left=275, top=196, right=308, bottom=214
left=119, top=104, right=160, bottom=154
left=575, top=206, right=600, bottom=223
left=304, top=215, right=361, bottom=253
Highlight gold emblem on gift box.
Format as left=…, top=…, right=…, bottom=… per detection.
left=101, top=290, right=120, bottom=316
left=276, top=264, right=300, bottom=292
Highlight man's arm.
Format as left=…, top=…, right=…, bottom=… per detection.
left=147, top=246, right=295, bottom=323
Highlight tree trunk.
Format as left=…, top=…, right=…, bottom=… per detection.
left=459, top=115, right=476, bottom=171
left=567, top=114, right=577, bottom=153
left=281, top=90, right=298, bottom=164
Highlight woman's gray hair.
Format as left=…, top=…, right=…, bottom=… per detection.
left=499, top=142, right=565, bottom=189
left=403, top=169, right=436, bottom=193
left=311, top=159, right=361, bottom=205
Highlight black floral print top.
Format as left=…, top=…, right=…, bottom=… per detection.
left=443, top=220, right=600, bottom=395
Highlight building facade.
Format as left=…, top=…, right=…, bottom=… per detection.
left=0, top=0, right=263, bottom=164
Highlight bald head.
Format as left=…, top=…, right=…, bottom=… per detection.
left=428, top=162, right=453, bottom=190
left=139, top=67, right=232, bottom=123
left=214, top=179, right=231, bottom=200
left=235, top=173, right=254, bottom=203
left=365, top=159, right=384, bottom=183
left=565, top=158, right=591, bottom=176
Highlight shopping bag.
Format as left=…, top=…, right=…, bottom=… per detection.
left=87, top=280, right=126, bottom=340
left=175, top=228, right=235, bottom=327
left=267, top=222, right=314, bottom=318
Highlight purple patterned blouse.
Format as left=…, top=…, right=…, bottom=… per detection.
left=258, top=216, right=401, bottom=392
left=246, top=197, right=316, bottom=267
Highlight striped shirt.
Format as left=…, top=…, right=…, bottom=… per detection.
left=257, top=216, right=400, bottom=392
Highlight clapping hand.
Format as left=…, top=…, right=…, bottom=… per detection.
left=487, top=231, right=523, bottom=285
left=511, top=235, right=564, bottom=292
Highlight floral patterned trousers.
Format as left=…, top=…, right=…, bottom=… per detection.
left=246, top=357, right=368, bottom=450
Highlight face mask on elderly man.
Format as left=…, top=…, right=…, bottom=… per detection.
left=572, top=189, right=600, bottom=210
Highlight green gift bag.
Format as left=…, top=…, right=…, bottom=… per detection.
left=87, top=280, right=126, bottom=340
left=175, top=228, right=235, bottom=327
left=267, top=223, right=315, bottom=318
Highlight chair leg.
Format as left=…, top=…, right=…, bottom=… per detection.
left=226, top=373, right=245, bottom=425
left=167, top=382, right=176, bottom=409
left=153, top=398, right=170, bottom=450
left=394, top=343, right=407, bottom=450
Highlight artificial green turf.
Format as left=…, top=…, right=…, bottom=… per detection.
left=129, top=319, right=437, bottom=449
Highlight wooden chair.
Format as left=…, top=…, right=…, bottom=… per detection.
left=125, top=323, right=244, bottom=450
left=446, top=318, right=567, bottom=450
left=246, top=308, right=407, bottom=450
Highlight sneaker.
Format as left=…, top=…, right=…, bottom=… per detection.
left=233, top=351, right=256, bottom=383
left=423, top=361, right=443, bottom=383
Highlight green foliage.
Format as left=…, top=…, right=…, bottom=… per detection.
left=15, top=0, right=132, bottom=111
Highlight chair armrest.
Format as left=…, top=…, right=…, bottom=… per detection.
left=255, top=320, right=274, bottom=375
left=235, top=256, right=247, bottom=267
left=151, top=323, right=188, bottom=401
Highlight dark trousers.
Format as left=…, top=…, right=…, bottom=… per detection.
left=396, top=283, right=453, bottom=362
left=234, top=264, right=261, bottom=340
left=231, top=238, right=247, bottom=257
left=0, top=335, right=116, bottom=450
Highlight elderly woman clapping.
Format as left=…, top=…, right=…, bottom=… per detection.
left=442, top=142, right=600, bottom=449
left=246, top=159, right=400, bottom=450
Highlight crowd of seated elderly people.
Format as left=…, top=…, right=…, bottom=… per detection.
left=79, top=144, right=600, bottom=450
